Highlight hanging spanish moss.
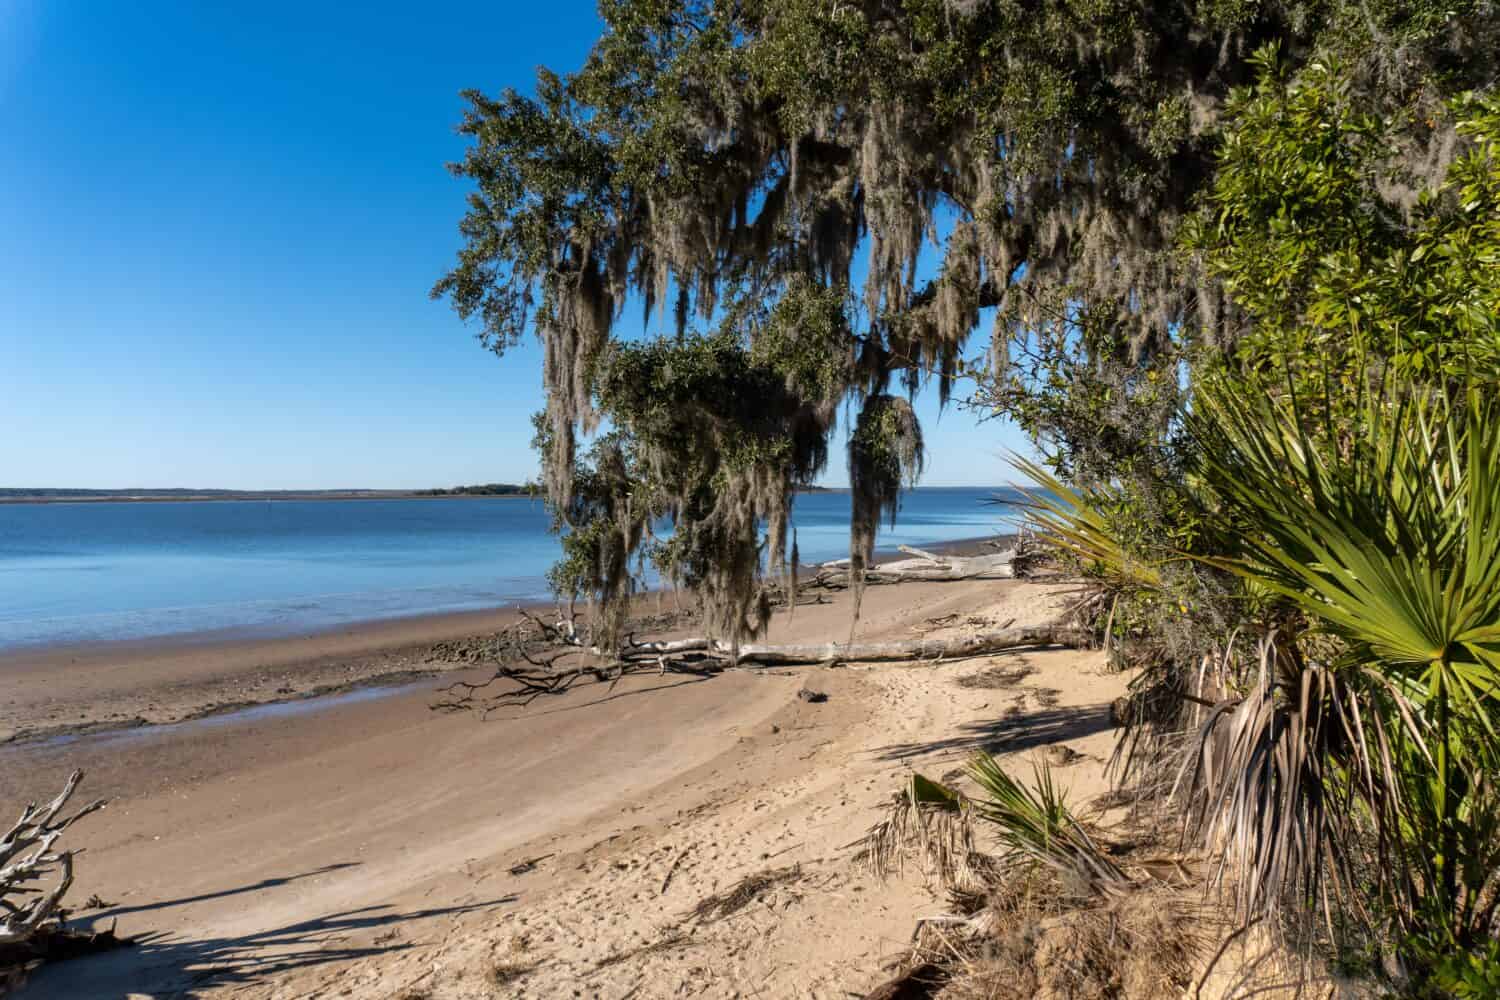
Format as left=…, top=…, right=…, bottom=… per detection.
left=542, top=433, right=654, bottom=653
left=435, top=0, right=1496, bottom=644
left=573, top=282, right=851, bottom=653
left=848, top=394, right=925, bottom=633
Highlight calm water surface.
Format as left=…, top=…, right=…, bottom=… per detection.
left=0, top=488, right=1021, bottom=649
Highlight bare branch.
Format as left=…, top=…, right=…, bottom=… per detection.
left=0, top=771, right=105, bottom=948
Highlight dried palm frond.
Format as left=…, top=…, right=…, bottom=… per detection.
left=855, top=773, right=979, bottom=889
left=687, top=865, right=803, bottom=924
left=1175, top=633, right=1360, bottom=927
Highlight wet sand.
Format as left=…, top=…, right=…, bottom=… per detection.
left=0, top=603, right=539, bottom=745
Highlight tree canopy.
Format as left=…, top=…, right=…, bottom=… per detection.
left=436, top=0, right=1495, bottom=651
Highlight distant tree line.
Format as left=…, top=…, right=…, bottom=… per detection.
left=417, top=483, right=535, bottom=497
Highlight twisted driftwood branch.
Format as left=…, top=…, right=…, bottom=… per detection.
left=0, top=770, right=105, bottom=947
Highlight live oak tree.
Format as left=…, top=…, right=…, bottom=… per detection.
left=435, top=0, right=1495, bottom=652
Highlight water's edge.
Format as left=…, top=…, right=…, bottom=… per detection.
left=0, top=534, right=1013, bottom=751
left=0, top=488, right=1021, bottom=650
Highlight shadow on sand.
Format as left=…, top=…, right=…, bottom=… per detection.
left=85, top=862, right=364, bottom=921
left=22, top=868, right=516, bottom=999
left=873, top=703, right=1114, bottom=761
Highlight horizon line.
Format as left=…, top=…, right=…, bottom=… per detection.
left=0, top=483, right=1026, bottom=494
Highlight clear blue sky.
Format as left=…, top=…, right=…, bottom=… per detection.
left=0, top=1, right=1027, bottom=490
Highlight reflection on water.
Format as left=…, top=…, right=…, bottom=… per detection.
left=6, top=681, right=431, bottom=755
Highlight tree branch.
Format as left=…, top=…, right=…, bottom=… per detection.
left=0, top=771, right=104, bottom=948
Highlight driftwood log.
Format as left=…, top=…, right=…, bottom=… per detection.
left=565, top=623, right=1071, bottom=663
left=430, top=542, right=1082, bottom=714
left=434, top=624, right=1085, bottom=713
left=812, top=545, right=1016, bottom=586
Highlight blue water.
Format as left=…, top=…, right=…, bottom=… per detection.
left=0, top=488, right=1021, bottom=650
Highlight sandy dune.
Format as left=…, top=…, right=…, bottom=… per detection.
left=8, top=578, right=1130, bottom=999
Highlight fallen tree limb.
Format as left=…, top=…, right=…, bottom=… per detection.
left=434, top=625, right=1086, bottom=713
left=613, top=636, right=713, bottom=656
left=897, top=544, right=1015, bottom=564
left=728, top=625, right=1075, bottom=664
left=811, top=547, right=1016, bottom=585
left=614, top=624, right=1080, bottom=664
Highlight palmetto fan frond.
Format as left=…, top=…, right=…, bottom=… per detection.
left=1192, top=383, right=1500, bottom=694
left=966, top=754, right=1130, bottom=894
left=1185, top=377, right=1500, bottom=944
left=1009, top=455, right=1165, bottom=592
left=855, top=759, right=1129, bottom=896
left=1013, top=374, right=1500, bottom=952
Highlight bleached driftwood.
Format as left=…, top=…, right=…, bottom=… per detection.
left=601, top=623, right=1075, bottom=663
left=0, top=770, right=105, bottom=947
left=432, top=541, right=1057, bottom=715
left=727, top=624, right=1071, bottom=664
left=813, top=545, right=1016, bottom=585
left=434, top=624, right=1084, bottom=712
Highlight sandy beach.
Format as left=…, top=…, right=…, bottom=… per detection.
left=3, top=573, right=1132, bottom=999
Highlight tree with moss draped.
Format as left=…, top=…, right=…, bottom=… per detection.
left=434, top=0, right=1495, bottom=654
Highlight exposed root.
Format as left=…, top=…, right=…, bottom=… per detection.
left=934, top=887, right=1211, bottom=1000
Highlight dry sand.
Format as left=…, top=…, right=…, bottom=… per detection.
left=6, top=578, right=1140, bottom=999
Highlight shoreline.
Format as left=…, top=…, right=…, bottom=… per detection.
left=0, top=485, right=892, bottom=505
left=0, top=532, right=1010, bottom=661
left=0, top=484, right=1019, bottom=505
left=0, top=602, right=543, bottom=746
left=0, top=599, right=551, bottom=669
left=0, top=534, right=1014, bottom=747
